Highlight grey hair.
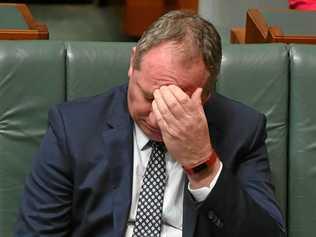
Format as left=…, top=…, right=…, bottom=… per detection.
left=133, top=10, right=222, bottom=97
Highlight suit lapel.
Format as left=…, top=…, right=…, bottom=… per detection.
left=102, top=125, right=133, bottom=237
left=102, top=86, right=134, bottom=237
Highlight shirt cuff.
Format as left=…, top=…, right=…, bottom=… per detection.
left=188, top=161, right=223, bottom=202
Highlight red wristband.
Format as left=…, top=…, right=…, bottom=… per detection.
left=182, top=151, right=218, bottom=175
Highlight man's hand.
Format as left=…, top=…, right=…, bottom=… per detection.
left=152, top=85, right=220, bottom=187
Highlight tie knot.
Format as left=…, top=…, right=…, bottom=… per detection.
left=150, top=141, right=167, bottom=153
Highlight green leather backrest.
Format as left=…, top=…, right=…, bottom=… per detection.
left=66, top=42, right=288, bottom=218
left=0, top=41, right=66, bottom=236
left=216, top=44, right=288, bottom=217
left=66, top=42, right=133, bottom=100
left=289, top=45, right=316, bottom=237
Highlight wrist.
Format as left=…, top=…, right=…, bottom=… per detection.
left=182, top=150, right=218, bottom=176
left=188, top=158, right=221, bottom=189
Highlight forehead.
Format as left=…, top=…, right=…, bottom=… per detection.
left=137, top=42, right=208, bottom=95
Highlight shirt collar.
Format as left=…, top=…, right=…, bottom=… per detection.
left=134, top=122, right=150, bottom=151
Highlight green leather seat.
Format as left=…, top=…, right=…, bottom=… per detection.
left=289, top=45, right=316, bottom=237
left=0, top=41, right=65, bottom=236
left=66, top=42, right=133, bottom=100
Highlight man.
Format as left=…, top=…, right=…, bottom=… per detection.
left=15, top=11, right=285, bottom=236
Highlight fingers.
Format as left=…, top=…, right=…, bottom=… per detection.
left=153, top=86, right=187, bottom=137
left=153, top=88, right=178, bottom=122
left=153, top=85, right=204, bottom=132
left=191, top=87, right=204, bottom=114
left=167, top=85, right=193, bottom=113
left=168, top=85, right=203, bottom=112
left=160, top=85, right=203, bottom=112
left=155, top=86, right=187, bottom=119
left=152, top=100, right=167, bottom=130
left=191, top=87, right=203, bottom=105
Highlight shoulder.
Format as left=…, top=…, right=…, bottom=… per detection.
left=205, top=93, right=266, bottom=141
left=56, top=84, right=127, bottom=116
left=48, top=84, right=129, bottom=134
left=205, top=93, right=265, bottom=125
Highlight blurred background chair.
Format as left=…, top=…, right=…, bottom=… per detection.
left=0, top=3, right=48, bottom=39
left=198, top=0, right=288, bottom=43
left=231, top=8, right=316, bottom=44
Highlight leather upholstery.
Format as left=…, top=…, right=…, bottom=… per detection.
left=0, top=41, right=65, bottom=236
left=289, top=45, right=316, bottom=237
left=66, top=42, right=132, bottom=100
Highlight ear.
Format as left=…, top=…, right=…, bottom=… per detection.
left=128, top=47, right=136, bottom=78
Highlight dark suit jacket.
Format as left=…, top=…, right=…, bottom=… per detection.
left=15, top=84, right=286, bottom=237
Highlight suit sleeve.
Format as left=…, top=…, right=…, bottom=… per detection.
left=15, top=106, right=73, bottom=237
left=193, top=114, right=286, bottom=237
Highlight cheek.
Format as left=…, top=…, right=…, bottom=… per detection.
left=128, top=90, right=152, bottom=118
left=135, top=100, right=152, bottom=117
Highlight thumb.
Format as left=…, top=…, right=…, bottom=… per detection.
left=191, top=87, right=203, bottom=105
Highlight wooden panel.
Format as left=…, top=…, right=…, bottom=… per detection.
left=245, top=9, right=269, bottom=43
left=230, top=27, right=246, bottom=44
left=267, top=26, right=283, bottom=43
left=0, top=3, right=48, bottom=40
left=269, top=26, right=316, bottom=44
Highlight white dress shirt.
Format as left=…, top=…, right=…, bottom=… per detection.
left=125, top=123, right=222, bottom=237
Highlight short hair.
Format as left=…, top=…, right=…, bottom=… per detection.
left=133, top=10, right=222, bottom=97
